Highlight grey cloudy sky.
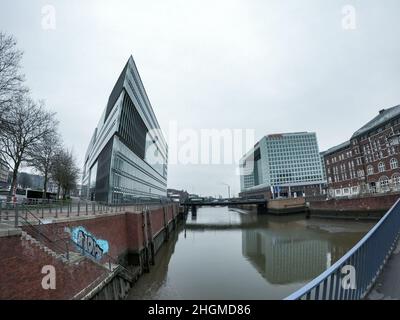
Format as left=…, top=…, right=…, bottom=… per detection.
left=1, top=0, right=400, bottom=197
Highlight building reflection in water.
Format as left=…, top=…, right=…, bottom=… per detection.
left=241, top=218, right=362, bottom=285
left=127, top=207, right=373, bottom=299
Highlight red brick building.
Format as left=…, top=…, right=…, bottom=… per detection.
left=323, top=106, right=400, bottom=198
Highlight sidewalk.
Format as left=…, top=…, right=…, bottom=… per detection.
left=367, top=239, right=400, bottom=300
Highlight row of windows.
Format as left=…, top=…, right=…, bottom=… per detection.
left=366, top=158, right=399, bottom=175
left=328, top=119, right=400, bottom=166
left=267, top=138, right=317, bottom=145
left=267, top=148, right=318, bottom=155
left=328, top=151, right=353, bottom=165
left=333, top=186, right=359, bottom=196
left=270, top=175, right=322, bottom=184
left=270, top=171, right=322, bottom=177
left=331, top=175, right=400, bottom=198
left=328, top=159, right=400, bottom=183
left=112, top=173, right=166, bottom=195
left=329, top=169, right=365, bottom=183
left=270, top=162, right=321, bottom=169
left=378, top=174, right=400, bottom=186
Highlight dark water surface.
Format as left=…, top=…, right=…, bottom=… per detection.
left=127, top=206, right=374, bottom=300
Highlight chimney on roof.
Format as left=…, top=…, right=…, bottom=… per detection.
left=379, top=109, right=386, bottom=114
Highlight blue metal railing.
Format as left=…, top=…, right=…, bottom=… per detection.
left=285, top=198, right=400, bottom=300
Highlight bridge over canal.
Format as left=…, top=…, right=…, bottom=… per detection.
left=182, top=198, right=268, bottom=215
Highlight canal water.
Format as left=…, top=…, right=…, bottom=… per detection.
left=127, top=206, right=374, bottom=300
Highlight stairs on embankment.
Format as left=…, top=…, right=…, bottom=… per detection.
left=0, top=229, right=111, bottom=299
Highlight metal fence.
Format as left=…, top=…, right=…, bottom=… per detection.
left=285, top=198, right=400, bottom=300
left=0, top=199, right=173, bottom=228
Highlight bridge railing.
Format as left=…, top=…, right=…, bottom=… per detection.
left=285, top=198, right=400, bottom=300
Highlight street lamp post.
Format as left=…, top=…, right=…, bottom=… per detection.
left=221, top=183, right=231, bottom=199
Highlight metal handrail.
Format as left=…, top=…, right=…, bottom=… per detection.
left=18, top=204, right=71, bottom=259
left=19, top=218, right=70, bottom=259
left=18, top=203, right=137, bottom=278
left=285, top=198, right=400, bottom=300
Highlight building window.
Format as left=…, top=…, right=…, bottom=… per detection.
left=390, top=158, right=398, bottom=170
left=392, top=173, right=400, bottom=186
left=378, top=162, right=385, bottom=173
left=379, top=176, right=389, bottom=191
left=357, top=170, right=365, bottom=178
left=367, top=165, right=374, bottom=176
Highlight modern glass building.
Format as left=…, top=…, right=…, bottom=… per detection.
left=240, top=132, right=325, bottom=197
left=82, top=56, right=168, bottom=203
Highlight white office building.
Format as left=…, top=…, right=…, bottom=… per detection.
left=240, top=132, right=325, bottom=197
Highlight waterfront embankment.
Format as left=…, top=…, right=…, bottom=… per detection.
left=0, top=203, right=181, bottom=299
left=309, top=193, right=400, bottom=220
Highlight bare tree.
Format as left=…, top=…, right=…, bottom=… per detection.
left=28, top=131, right=61, bottom=198
left=0, top=96, right=57, bottom=197
left=52, top=148, right=80, bottom=200
left=0, top=32, right=27, bottom=130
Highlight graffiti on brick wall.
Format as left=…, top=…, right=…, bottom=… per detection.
left=70, top=226, right=109, bottom=260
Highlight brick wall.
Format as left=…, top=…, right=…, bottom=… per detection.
left=0, top=235, right=107, bottom=300
left=310, top=194, right=400, bottom=212
left=32, top=204, right=178, bottom=261
left=126, top=212, right=144, bottom=254
left=149, top=208, right=165, bottom=236
left=0, top=204, right=179, bottom=299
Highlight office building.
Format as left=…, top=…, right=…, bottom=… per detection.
left=239, top=132, right=325, bottom=198
left=82, top=56, right=168, bottom=203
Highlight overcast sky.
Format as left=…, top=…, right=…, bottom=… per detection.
left=1, top=0, right=400, bottom=197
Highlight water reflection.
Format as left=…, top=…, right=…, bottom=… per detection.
left=241, top=213, right=370, bottom=285
left=127, top=207, right=374, bottom=300
left=243, top=230, right=331, bottom=284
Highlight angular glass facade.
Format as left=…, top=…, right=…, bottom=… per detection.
left=82, top=56, right=168, bottom=203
